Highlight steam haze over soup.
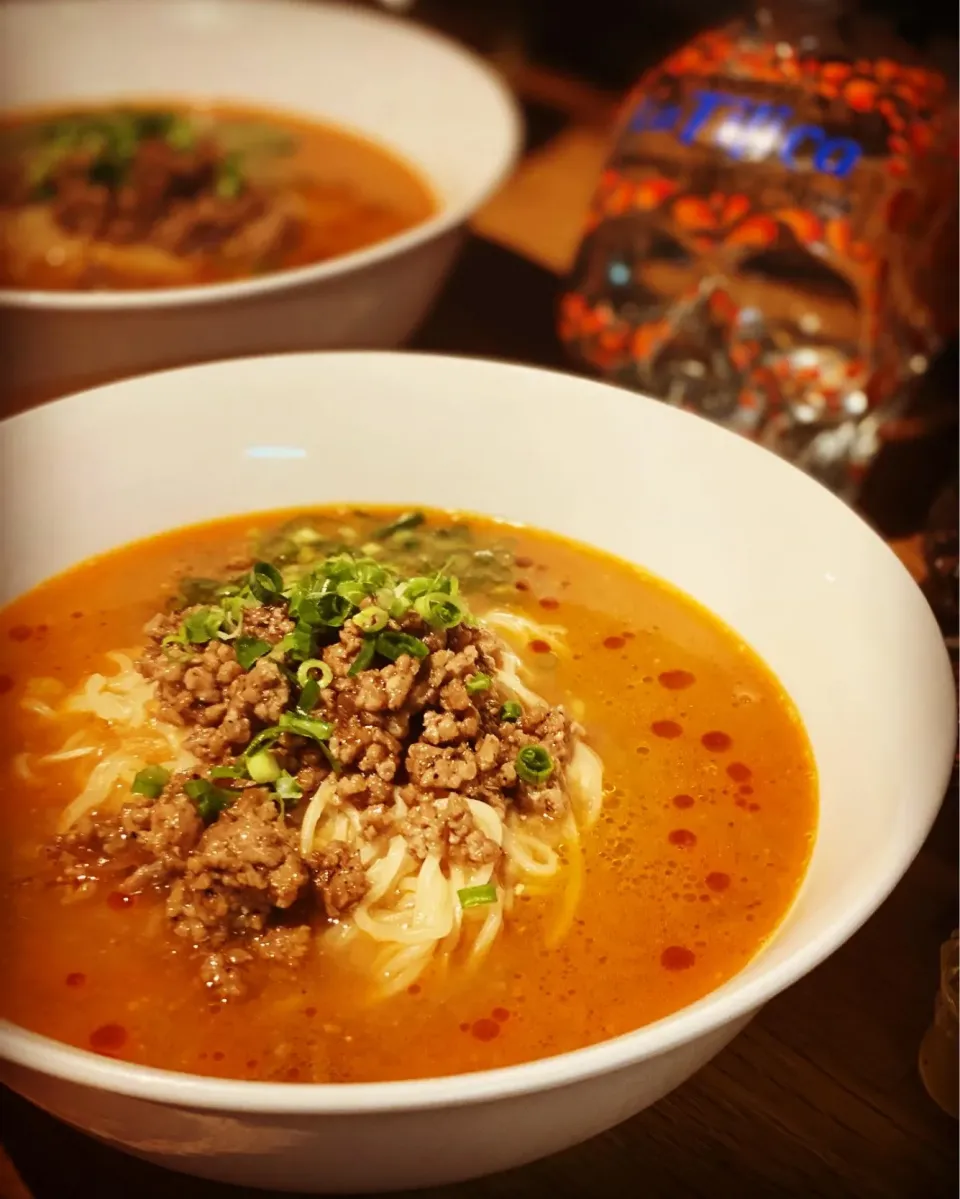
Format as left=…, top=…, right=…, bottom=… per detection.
left=0, top=507, right=816, bottom=1083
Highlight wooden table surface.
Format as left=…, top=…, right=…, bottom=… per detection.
left=2, top=60, right=957, bottom=1199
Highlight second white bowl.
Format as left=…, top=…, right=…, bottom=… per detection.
left=0, top=0, right=521, bottom=407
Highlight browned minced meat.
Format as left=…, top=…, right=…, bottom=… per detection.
left=139, top=613, right=289, bottom=761
left=24, top=137, right=301, bottom=264
left=165, top=790, right=308, bottom=947
left=51, top=595, right=579, bottom=1001
left=49, top=787, right=202, bottom=892
left=308, top=842, right=369, bottom=919
left=402, top=795, right=499, bottom=866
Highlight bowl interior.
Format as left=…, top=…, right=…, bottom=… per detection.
left=0, top=0, right=518, bottom=213
left=0, top=352, right=954, bottom=1101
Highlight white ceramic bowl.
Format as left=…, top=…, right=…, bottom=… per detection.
left=0, top=353, right=955, bottom=1193
left=0, top=0, right=520, bottom=407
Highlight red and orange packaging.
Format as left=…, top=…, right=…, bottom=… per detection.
left=560, top=2, right=957, bottom=495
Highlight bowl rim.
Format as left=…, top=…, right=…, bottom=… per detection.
left=0, top=352, right=955, bottom=1114
left=0, top=0, right=523, bottom=313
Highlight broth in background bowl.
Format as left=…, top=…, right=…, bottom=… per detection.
left=0, top=0, right=520, bottom=408
left=0, top=352, right=953, bottom=1193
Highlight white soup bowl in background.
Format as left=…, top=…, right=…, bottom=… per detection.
left=0, top=353, right=955, bottom=1192
left=0, top=0, right=521, bottom=407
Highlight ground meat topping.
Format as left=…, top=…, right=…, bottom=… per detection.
left=402, top=795, right=499, bottom=865
left=47, top=530, right=587, bottom=1001
left=309, top=842, right=369, bottom=919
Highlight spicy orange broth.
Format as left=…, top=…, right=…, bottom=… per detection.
left=0, top=509, right=817, bottom=1082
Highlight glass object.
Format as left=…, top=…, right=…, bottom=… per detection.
left=559, top=0, right=958, bottom=499
left=919, top=930, right=959, bottom=1118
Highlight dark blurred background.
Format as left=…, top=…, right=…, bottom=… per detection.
left=356, top=0, right=957, bottom=89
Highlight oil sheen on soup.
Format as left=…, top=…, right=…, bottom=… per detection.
left=0, top=101, right=435, bottom=290
left=0, top=508, right=817, bottom=1082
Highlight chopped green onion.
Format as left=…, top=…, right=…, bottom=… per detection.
left=296, top=658, right=333, bottom=689
left=336, top=581, right=367, bottom=606
left=130, top=764, right=169, bottom=799
left=247, top=749, right=282, bottom=784
left=348, top=637, right=378, bottom=676
left=414, top=591, right=466, bottom=630
left=318, top=741, right=342, bottom=773
left=249, top=561, right=283, bottom=603
left=297, top=677, right=320, bottom=714
left=375, top=630, right=430, bottom=662
left=401, top=576, right=436, bottom=602
left=353, top=606, right=388, bottom=633
left=277, top=712, right=333, bottom=743
left=235, top=635, right=271, bottom=671
left=465, top=673, right=491, bottom=695
left=184, top=778, right=235, bottom=822
left=500, top=700, right=523, bottom=723
left=210, top=764, right=247, bottom=780
left=275, top=771, right=303, bottom=801
left=277, top=623, right=314, bottom=662
left=356, top=560, right=393, bottom=591
left=242, top=726, right=284, bottom=758
left=181, top=606, right=224, bottom=645
left=165, top=117, right=196, bottom=151
left=321, top=553, right=363, bottom=582
left=374, top=511, right=425, bottom=540
left=515, top=745, right=554, bottom=785
left=298, top=592, right=353, bottom=628
left=458, top=883, right=498, bottom=909
left=215, top=151, right=244, bottom=199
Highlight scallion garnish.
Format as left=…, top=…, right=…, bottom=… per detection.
left=247, top=749, right=282, bottom=784
left=235, top=635, right=271, bottom=671
left=515, top=745, right=554, bottom=785
left=374, top=511, right=425, bottom=540
left=336, top=581, right=367, bottom=607
left=353, top=606, right=389, bottom=633
left=319, top=741, right=342, bottom=773
left=130, top=764, right=170, bottom=799
left=298, top=592, right=353, bottom=628
left=348, top=637, right=378, bottom=676
left=242, top=726, right=284, bottom=759
left=375, top=630, right=430, bottom=662
left=284, top=623, right=315, bottom=662
left=458, top=883, right=498, bottom=909
left=296, top=659, right=333, bottom=689
left=180, top=606, right=224, bottom=645
left=275, top=771, right=303, bottom=801
left=500, top=701, right=523, bottom=722
left=210, top=764, right=248, bottom=780
left=184, top=778, right=235, bottom=823
left=297, top=677, right=320, bottom=714
left=465, top=673, right=491, bottom=694
left=249, top=561, right=283, bottom=603
left=414, top=591, right=466, bottom=629
left=277, top=712, right=334, bottom=742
